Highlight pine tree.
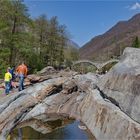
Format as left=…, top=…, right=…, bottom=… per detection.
left=0, top=0, right=78, bottom=77
left=34, top=14, right=48, bottom=66
left=0, top=0, right=32, bottom=66
left=132, top=36, right=140, bottom=48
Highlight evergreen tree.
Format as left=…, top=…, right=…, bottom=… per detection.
left=132, top=36, right=140, bottom=48
left=0, top=0, right=78, bottom=77
left=34, top=15, right=49, bottom=66
left=0, top=0, right=32, bottom=66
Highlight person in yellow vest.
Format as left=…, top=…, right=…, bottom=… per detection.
left=4, top=68, right=12, bottom=95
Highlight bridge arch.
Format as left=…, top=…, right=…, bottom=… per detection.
left=72, top=60, right=99, bottom=70
left=72, top=59, right=119, bottom=73
left=98, top=59, right=119, bottom=72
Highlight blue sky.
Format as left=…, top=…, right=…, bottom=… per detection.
left=24, top=0, right=140, bottom=47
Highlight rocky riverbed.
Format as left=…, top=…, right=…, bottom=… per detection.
left=0, top=47, right=140, bottom=140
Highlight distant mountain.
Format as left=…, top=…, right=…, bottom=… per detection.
left=66, top=39, right=80, bottom=49
left=64, top=39, right=79, bottom=62
left=80, top=13, right=140, bottom=61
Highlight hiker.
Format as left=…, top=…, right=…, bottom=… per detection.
left=4, top=67, right=12, bottom=95
left=9, top=66, right=15, bottom=80
left=8, top=66, right=16, bottom=90
left=16, top=62, right=28, bottom=91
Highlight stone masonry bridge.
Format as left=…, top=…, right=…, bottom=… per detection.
left=72, top=59, right=119, bottom=70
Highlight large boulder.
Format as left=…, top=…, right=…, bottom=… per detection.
left=99, top=47, right=140, bottom=123
left=1, top=60, right=140, bottom=140
left=14, top=74, right=140, bottom=140
left=37, top=66, right=56, bottom=75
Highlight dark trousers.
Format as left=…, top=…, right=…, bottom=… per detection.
left=18, top=74, right=24, bottom=91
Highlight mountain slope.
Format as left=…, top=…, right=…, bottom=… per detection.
left=66, top=39, right=80, bottom=49
left=80, top=13, right=140, bottom=61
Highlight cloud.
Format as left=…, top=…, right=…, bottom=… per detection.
left=130, top=2, right=140, bottom=10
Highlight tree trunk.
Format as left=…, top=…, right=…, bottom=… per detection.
left=9, top=14, right=17, bottom=65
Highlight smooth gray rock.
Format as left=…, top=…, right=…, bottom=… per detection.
left=99, top=47, right=140, bottom=123
left=0, top=61, right=140, bottom=140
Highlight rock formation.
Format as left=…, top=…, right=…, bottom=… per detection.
left=0, top=48, right=140, bottom=140
left=99, top=47, right=140, bottom=123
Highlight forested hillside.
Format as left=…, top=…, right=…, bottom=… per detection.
left=80, top=13, right=140, bottom=61
left=0, top=0, right=78, bottom=77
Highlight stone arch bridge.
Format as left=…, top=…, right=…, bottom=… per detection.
left=72, top=59, right=119, bottom=70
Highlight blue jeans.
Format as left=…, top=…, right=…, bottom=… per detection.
left=5, top=81, right=10, bottom=94
left=18, top=74, right=24, bottom=91
left=9, top=80, right=12, bottom=90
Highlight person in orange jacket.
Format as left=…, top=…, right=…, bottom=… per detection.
left=16, top=62, right=28, bottom=91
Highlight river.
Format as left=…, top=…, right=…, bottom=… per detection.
left=10, top=121, right=95, bottom=140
